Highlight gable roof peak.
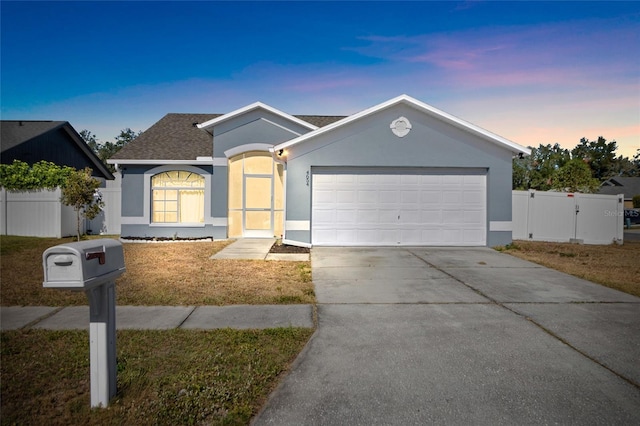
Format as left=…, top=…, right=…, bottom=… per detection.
left=197, top=101, right=318, bottom=131
left=274, top=94, right=531, bottom=156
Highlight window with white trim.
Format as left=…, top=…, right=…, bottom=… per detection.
left=151, top=171, right=205, bottom=223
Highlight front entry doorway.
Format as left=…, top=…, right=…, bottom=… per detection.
left=228, top=151, right=284, bottom=238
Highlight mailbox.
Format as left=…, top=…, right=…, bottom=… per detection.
left=42, top=238, right=125, bottom=408
left=43, top=239, right=125, bottom=291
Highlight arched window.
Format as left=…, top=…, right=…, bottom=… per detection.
left=152, top=171, right=205, bottom=223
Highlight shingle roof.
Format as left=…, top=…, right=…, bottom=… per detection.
left=111, top=114, right=218, bottom=161
left=1, top=120, right=67, bottom=151
left=599, top=177, right=640, bottom=199
left=295, top=115, right=345, bottom=128
left=110, top=113, right=345, bottom=161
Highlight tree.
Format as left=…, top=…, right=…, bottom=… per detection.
left=79, top=129, right=99, bottom=152
left=80, top=128, right=142, bottom=172
left=550, top=158, right=600, bottom=193
left=571, top=137, right=618, bottom=181
left=60, top=168, right=105, bottom=241
left=609, top=155, right=639, bottom=177
left=513, top=143, right=570, bottom=190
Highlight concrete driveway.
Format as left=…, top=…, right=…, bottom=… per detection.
left=254, top=247, right=640, bottom=425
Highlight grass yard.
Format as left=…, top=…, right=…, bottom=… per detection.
left=1, top=236, right=316, bottom=425
left=498, top=240, right=640, bottom=297
left=1, top=327, right=313, bottom=425
left=0, top=236, right=314, bottom=306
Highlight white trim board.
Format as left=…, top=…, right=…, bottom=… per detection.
left=274, top=94, right=530, bottom=155
left=197, top=102, right=318, bottom=131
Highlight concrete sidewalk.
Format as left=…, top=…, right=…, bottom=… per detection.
left=0, top=304, right=315, bottom=331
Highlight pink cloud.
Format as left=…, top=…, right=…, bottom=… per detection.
left=355, top=20, right=638, bottom=93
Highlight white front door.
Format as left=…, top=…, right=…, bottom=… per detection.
left=311, top=169, right=486, bottom=246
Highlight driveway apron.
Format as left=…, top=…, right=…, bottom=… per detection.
left=254, top=247, right=640, bottom=425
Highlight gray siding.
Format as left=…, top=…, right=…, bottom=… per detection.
left=284, top=104, right=515, bottom=246
left=211, top=165, right=227, bottom=219
left=120, top=166, right=146, bottom=217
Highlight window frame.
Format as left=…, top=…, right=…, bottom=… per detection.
left=142, top=166, right=210, bottom=228
left=151, top=170, right=205, bottom=224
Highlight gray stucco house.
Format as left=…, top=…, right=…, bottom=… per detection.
left=109, top=94, right=530, bottom=247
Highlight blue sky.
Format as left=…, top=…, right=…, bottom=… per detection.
left=2, top=1, right=639, bottom=157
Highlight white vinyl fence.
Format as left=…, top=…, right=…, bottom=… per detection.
left=512, top=190, right=624, bottom=245
left=1, top=175, right=121, bottom=238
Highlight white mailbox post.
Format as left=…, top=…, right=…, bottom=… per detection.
left=43, top=239, right=125, bottom=408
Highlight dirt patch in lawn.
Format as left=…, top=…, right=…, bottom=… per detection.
left=499, top=240, right=640, bottom=297
left=1, top=236, right=315, bottom=306
left=269, top=242, right=310, bottom=254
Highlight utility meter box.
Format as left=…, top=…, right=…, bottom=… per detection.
left=43, top=239, right=125, bottom=291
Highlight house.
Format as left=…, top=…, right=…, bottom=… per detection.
left=109, top=94, right=530, bottom=246
left=1, top=120, right=115, bottom=237
left=0, top=120, right=114, bottom=180
left=599, top=177, right=640, bottom=208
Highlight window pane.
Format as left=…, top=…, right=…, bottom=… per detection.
left=180, top=189, right=204, bottom=223
left=244, top=153, right=273, bottom=174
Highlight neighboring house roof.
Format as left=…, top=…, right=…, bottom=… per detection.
left=599, top=177, right=640, bottom=199
left=1, top=120, right=114, bottom=179
left=110, top=112, right=344, bottom=162
left=273, top=94, right=531, bottom=155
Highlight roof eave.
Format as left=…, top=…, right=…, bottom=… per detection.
left=107, top=158, right=215, bottom=166
left=62, top=123, right=115, bottom=180
left=274, top=94, right=531, bottom=156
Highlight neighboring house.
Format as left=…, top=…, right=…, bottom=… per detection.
left=1, top=120, right=115, bottom=237
left=109, top=94, right=530, bottom=247
left=599, top=177, right=640, bottom=208
left=0, top=120, right=114, bottom=180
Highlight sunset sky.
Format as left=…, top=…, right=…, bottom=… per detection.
left=2, top=1, right=639, bottom=157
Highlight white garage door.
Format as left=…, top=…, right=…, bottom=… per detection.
left=312, top=169, right=486, bottom=246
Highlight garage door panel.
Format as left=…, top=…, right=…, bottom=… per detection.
left=335, top=209, right=357, bottom=224
left=442, top=209, right=463, bottom=224
left=422, top=210, right=443, bottom=223
left=336, top=190, right=356, bottom=203
left=314, top=190, right=335, bottom=204
left=314, top=209, right=336, bottom=224
left=442, top=191, right=463, bottom=204
left=357, top=209, right=380, bottom=224
left=379, top=190, right=399, bottom=205
left=337, top=175, right=357, bottom=184
left=312, top=170, right=486, bottom=246
left=358, top=190, right=378, bottom=203
left=401, top=190, right=419, bottom=204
